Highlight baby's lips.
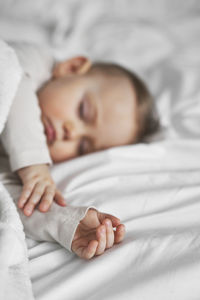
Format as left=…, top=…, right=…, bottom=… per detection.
left=43, top=115, right=57, bottom=143
left=45, top=124, right=56, bottom=143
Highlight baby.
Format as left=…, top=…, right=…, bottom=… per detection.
left=1, top=42, right=159, bottom=259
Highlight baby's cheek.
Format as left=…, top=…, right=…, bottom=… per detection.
left=49, top=141, right=77, bottom=163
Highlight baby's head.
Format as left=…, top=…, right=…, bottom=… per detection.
left=37, top=56, right=159, bottom=163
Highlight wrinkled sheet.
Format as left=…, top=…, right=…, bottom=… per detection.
left=0, top=0, right=200, bottom=299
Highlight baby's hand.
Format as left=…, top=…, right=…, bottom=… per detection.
left=17, top=164, right=66, bottom=216
left=72, top=209, right=125, bottom=259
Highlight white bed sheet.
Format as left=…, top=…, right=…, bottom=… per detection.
left=0, top=0, right=200, bottom=299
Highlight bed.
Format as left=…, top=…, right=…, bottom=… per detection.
left=0, top=0, right=200, bottom=299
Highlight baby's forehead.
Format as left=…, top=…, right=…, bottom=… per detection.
left=86, top=69, right=138, bottom=131
left=98, top=73, right=138, bottom=140
left=98, top=73, right=136, bottom=107
left=95, top=94, right=137, bottom=149
left=98, top=75, right=136, bottom=116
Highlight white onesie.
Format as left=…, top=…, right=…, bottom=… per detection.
left=0, top=42, right=94, bottom=252
left=1, top=42, right=53, bottom=171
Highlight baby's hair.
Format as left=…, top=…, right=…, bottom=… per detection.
left=89, top=62, right=160, bottom=143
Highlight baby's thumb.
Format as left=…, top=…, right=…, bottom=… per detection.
left=54, top=190, right=67, bottom=206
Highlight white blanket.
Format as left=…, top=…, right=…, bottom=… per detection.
left=0, top=39, right=34, bottom=300
left=0, top=1, right=200, bottom=299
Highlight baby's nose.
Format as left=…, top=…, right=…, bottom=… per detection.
left=63, top=120, right=83, bottom=140
left=63, top=126, right=70, bottom=140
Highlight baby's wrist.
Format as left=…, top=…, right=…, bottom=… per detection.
left=17, top=163, right=49, bottom=181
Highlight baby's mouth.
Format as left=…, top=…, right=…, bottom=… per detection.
left=44, top=117, right=56, bottom=144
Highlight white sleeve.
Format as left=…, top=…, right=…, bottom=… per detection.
left=19, top=203, right=95, bottom=252
left=6, top=182, right=95, bottom=252
left=1, top=74, right=52, bottom=172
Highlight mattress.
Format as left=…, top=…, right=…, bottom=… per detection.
left=0, top=0, right=200, bottom=299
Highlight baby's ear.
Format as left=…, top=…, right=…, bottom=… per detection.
left=52, top=56, right=91, bottom=78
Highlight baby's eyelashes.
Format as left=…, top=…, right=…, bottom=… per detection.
left=78, top=137, right=93, bottom=156
left=79, top=98, right=86, bottom=120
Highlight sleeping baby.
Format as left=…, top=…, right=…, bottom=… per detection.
left=0, top=42, right=159, bottom=259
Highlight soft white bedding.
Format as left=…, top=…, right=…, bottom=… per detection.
left=0, top=0, right=200, bottom=299
left=0, top=39, right=33, bottom=300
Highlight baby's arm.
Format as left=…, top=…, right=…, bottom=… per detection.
left=5, top=180, right=125, bottom=259
left=1, top=72, right=65, bottom=216
left=10, top=182, right=125, bottom=259
left=1, top=73, right=52, bottom=172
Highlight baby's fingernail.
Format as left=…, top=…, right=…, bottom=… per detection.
left=42, top=203, right=49, bottom=210
left=25, top=209, right=32, bottom=215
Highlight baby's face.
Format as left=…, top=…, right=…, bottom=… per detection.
left=37, top=58, right=138, bottom=163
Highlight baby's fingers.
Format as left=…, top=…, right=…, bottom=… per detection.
left=84, top=240, right=99, bottom=259
left=95, top=225, right=107, bottom=256
left=71, top=237, right=98, bottom=260
left=102, top=219, right=114, bottom=249
left=54, top=190, right=66, bottom=207
left=18, top=182, right=35, bottom=209
left=23, top=182, right=46, bottom=216
left=78, top=240, right=99, bottom=260
left=38, top=185, right=56, bottom=213
left=114, top=224, right=126, bottom=244
left=98, top=212, right=121, bottom=228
